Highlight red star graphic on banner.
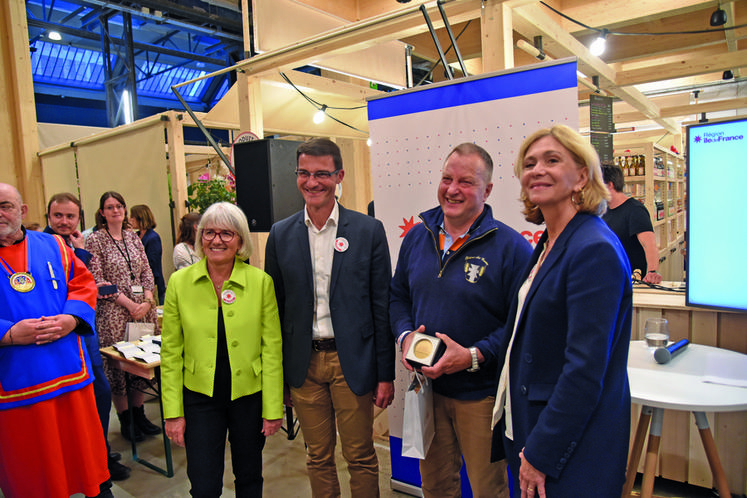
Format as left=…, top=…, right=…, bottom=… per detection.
left=399, top=216, right=420, bottom=238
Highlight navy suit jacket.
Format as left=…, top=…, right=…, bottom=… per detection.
left=264, top=204, right=395, bottom=396
left=498, top=213, right=632, bottom=494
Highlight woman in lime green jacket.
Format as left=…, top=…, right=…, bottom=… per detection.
left=161, top=202, right=283, bottom=497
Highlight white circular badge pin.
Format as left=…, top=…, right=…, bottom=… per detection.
left=222, top=289, right=236, bottom=305
left=334, top=237, right=349, bottom=252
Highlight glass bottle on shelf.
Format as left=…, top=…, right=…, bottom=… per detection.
left=653, top=156, right=664, bottom=178
left=654, top=187, right=664, bottom=221
left=638, top=154, right=645, bottom=176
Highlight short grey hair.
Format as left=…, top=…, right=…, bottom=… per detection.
left=194, top=202, right=253, bottom=260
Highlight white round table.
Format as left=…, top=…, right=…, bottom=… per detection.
left=623, top=341, right=747, bottom=498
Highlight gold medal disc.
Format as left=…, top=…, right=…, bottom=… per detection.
left=9, top=272, right=35, bottom=293
left=413, top=339, right=434, bottom=359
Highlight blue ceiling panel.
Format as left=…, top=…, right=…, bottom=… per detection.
left=26, top=0, right=240, bottom=124
left=30, top=39, right=226, bottom=105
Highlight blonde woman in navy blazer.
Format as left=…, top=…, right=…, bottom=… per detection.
left=492, top=125, right=632, bottom=497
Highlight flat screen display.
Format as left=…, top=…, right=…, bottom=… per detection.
left=686, top=116, right=747, bottom=312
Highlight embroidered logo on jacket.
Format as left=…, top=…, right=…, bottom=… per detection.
left=464, top=256, right=488, bottom=283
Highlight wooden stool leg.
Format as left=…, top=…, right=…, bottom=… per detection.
left=693, top=412, right=731, bottom=498
left=622, top=406, right=653, bottom=498
left=640, top=407, right=664, bottom=498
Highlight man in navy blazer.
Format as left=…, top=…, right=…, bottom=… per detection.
left=265, top=138, right=395, bottom=498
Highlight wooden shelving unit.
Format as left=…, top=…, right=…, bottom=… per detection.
left=616, top=142, right=686, bottom=281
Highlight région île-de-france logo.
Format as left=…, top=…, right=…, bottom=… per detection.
left=464, top=256, right=488, bottom=284
left=694, top=131, right=744, bottom=144
left=399, top=216, right=421, bottom=238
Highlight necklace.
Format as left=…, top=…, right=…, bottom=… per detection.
left=0, top=238, right=35, bottom=292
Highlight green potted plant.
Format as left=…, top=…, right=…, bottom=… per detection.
left=187, top=171, right=236, bottom=214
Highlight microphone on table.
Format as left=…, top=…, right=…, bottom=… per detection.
left=654, top=339, right=690, bottom=364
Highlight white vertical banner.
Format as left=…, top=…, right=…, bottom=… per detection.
left=367, top=59, right=579, bottom=494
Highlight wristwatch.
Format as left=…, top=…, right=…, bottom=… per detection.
left=466, top=347, right=480, bottom=372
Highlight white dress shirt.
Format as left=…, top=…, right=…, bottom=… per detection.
left=305, top=202, right=339, bottom=340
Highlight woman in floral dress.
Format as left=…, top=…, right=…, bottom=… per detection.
left=86, top=191, right=161, bottom=442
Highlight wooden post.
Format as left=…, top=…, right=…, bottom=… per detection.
left=238, top=0, right=264, bottom=140
left=165, top=111, right=189, bottom=235
left=0, top=0, right=44, bottom=221
left=481, top=0, right=514, bottom=72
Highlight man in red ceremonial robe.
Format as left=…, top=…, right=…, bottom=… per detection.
left=0, top=183, right=111, bottom=498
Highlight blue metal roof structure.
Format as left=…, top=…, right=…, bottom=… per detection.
left=25, top=0, right=243, bottom=127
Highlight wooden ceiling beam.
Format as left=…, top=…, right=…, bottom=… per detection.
left=613, top=128, right=674, bottom=145
left=548, top=0, right=716, bottom=33
left=724, top=1, right=741, bottom=77
left=512, top=2, right=680, bottom=135
left=513, top=3, right=615, bottom=80
left=613, top=97, right=747, bottom=123
left=232, top=0, right=483, bottom=77
left=615, top=49, right=747, bottom=86
left=263, top=70, right=382, bottom=101
left=612, top=45, right=730, bottom=71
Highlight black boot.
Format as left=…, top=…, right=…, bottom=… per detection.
left=117, top=410, right=145, bottom=442
left=133, top=404, right=162, bottom=436
left=108, top=453, right=131, bottom=481
left=85, top=479, right=114, bottom=498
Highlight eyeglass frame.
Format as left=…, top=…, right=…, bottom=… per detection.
left=295, top=169, right=341, bottom=180
left=103, top=203, right=125, bottom=211
left=202, top=228, right=237, bottom=243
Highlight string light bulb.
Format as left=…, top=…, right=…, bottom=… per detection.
left=313, top=105, right=327, bottom=124
left=589, top=29, right=608, bottom=57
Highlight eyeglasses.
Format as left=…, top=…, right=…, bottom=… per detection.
left=295, top=169, right=340, bottom=180
left=104, top=204, right=124, bottom=211
left=202, top=229, right=236, bottom=243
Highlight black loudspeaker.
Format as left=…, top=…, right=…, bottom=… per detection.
left=234, top=138, right=304, bottom=232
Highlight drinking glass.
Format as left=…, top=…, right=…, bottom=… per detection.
left=644, top=318, right=669, bottom=348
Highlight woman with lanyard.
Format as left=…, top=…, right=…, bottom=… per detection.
left=86, top=191, right=162, bottom=442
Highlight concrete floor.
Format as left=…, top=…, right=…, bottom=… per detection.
left=2, top=397, right=721, bottom=497
left=98, top=400, right=720, bottom=498
left=101, top=399, right=412, bottom=498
